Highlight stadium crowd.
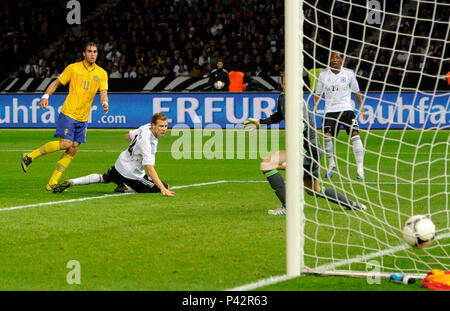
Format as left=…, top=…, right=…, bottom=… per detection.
left=0, top=0, right=448, bottom=90
left=0, top=0, right=104, bottom=80
left=4, top=0, right=285, bottom=81
left=303, top=0, right=449, bottom=88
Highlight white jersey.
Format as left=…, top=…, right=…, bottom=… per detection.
left=114, top=124, right=158, bottom=180
left=315, top=67, right=360, bottom=113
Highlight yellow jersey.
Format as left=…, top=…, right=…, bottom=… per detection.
left=58, top=61, right=108, bottom=122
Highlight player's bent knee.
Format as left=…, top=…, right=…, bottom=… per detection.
left=260, top=160, right=277, bottom=171
left=59, top=140, right=72, bottom=150
left=260, top=158, right=269, bottom=171
left=260, top=155, right=282, bottom=171
left=69, top=146, right=79, bottom=155
left=304, top=179, right=321, bottom=196
left=313, top=181, right=322, bottom=194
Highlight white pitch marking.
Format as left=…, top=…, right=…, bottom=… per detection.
left=224, top=231, right=450, bottom=291
left=0, top=180, right=266, bottom=212
left=225, top=275, right=298, bottom=291
left=2, top=178, right=448, bottom=291
left=0, top=193, right=133, bottom=212
left=315, top=231, right=450, bottom=272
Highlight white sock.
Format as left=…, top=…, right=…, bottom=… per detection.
left=70, top=173, right=102, bottom=185
left=351, top=135, right=364, bottom=172
left=324, top=136, right=335, bottom=168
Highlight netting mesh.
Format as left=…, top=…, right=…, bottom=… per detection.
left=300, top=0, right=449, bottom=276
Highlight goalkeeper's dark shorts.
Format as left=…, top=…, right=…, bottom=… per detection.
left=103, top=166, right=168, bottom=193
left=303, top=142, right=320, bottom=181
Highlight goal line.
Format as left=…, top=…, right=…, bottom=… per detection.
left=226, top=231, right=450, bottom=291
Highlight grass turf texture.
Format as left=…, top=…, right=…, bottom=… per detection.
left=0, top=128, right=448, bottom=291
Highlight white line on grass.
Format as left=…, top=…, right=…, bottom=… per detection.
left=0, top=180, right=266, bottom=212
left=170, top=180, right=266, bottom=189
left=0, top=193, right=133, bottom=212
left=315, top=231, right=450, bottom=272
left=225, top=275, right=298, bottom=291
left=3, top=178, right=448, bottom=290
left=225, top=231, right=450, bottom=291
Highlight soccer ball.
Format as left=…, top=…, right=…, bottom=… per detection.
left=214, top=80, right=225, bottom=90
left=402, top=215, right=435, bottom=249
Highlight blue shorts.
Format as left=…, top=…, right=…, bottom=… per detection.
left=54, top=113, right=87, bottom=143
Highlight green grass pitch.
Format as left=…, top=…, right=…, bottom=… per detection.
left=0, top=128, right=448, bottom=291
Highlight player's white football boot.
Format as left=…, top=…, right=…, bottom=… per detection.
left=357, top=168, right=365, bottom=180
left=349, top=202, right=367, bottom=211
left=268, top=205, right=286, bottom=215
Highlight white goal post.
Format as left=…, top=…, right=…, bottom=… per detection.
left=285, top=0, right=449, bottom=279
left=285, top=0, right=304, bottom=277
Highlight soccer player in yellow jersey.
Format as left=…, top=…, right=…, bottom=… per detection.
left=21, top=42, right=109, bottom=191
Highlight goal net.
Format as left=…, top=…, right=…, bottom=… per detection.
left=293, top=0, right=450, bottom=279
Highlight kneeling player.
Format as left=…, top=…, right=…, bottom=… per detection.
left=244, top=74, right=366, bottom=214
left=53, top=113, right=174, bottom=196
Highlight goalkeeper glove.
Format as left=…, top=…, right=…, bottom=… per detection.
left=243, top=118, right=260, bottom=131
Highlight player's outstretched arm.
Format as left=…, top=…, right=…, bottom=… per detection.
left=313, top=94, right=321, bottom=114
left=244, top=108, right=284, bottom=130
left=100, top=90, right=109, bottom=113
left=354, top=92, right=365, bottom=120
left=146, top=164, right=175, bottom=197
left=40, top=79, right=62, bottom=109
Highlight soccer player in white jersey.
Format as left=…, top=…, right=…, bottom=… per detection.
left=53, top=113, right=175, bottom=196
left=244, top=73, right=366, bottom=215
left=313, top=51, right=366, bottom=180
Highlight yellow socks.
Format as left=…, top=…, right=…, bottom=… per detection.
left=48, top=152, right=73, bottom=186
left=26, top=141, right=75, bottom=188
left=28, top=141, right=60, bottom=160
